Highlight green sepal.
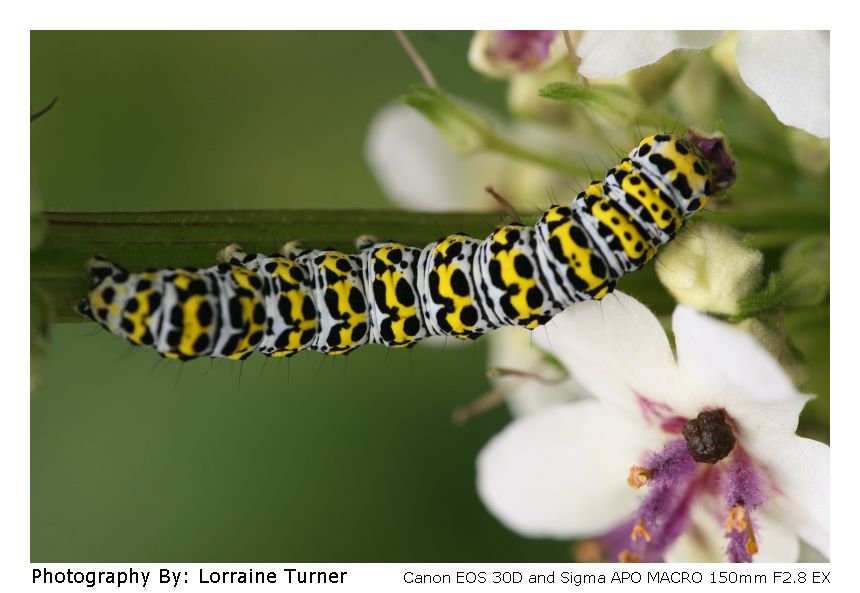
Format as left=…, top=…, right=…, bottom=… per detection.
left=538, top=81, right=643, bottom=124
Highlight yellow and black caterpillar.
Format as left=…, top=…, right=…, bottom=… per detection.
left=76, top=133, right=735, bottom=360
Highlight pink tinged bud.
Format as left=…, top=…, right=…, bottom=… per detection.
left=489, top=31, right=560, bottom=71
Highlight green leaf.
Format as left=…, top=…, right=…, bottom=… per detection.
left=735, top=233, right=830, bottom=319
left=538, top=81, right=643, bottom=123
left=735, top=273, right=794, bottom=319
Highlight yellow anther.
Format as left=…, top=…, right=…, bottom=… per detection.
left=724, top=505, right=747, bottom=532
left=746, top=538, right=759, bottom=555
left=627, top=466, right=651, bottom=489
left=631, top=520, right=652, bottom=542
left=745, top=521, right=759, bottom=556
left=618, top=549, right=642, bottom=563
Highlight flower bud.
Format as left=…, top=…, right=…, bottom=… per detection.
left=656, top=221, right=763, bottom=315
left=469, top=31, right=567, bottom=79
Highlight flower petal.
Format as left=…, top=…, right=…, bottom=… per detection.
left=577, top=31, right=725, bottom=79
left=736, top=31, right=829, bottom=138
left=364, top=104, right=503, bottom=211
left=533, top=292, right=689, bottom=420
left=476, top=400, right=657, bottom=538
left=759, top=436, right=830, bottom=559
left=754, top=507, right=803, bottom=562
left=504, top=375, right=586, bottom=418
left=673, top=306, right=804, bottom=407
left=664, top=499, right=724, bottom=562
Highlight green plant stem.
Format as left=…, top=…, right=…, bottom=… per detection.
left=33, top=209, right=516, bottom=323
left=32, top=206, right=828, bottom=323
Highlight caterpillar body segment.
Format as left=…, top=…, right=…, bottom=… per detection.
left=76, top=133, right=733, bottom=360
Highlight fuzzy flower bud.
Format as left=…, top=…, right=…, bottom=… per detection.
left=469, top=31, right=567, bottom=79
left=656, top=221, right=763, bottom=315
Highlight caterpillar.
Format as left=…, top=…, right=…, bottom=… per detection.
left=75, top=132, right=735, bottom=360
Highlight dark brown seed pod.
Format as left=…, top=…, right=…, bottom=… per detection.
left=682, top=410, right=736, bottom=464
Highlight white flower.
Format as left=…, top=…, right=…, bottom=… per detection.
left=477, top=292, right=828, bottom=562
left=576, top=31, right=829, bottom=138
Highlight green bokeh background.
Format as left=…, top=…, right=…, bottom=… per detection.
left=30, top=31, right=571, bottom=562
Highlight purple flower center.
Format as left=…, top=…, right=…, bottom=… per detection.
left=488, top=31, right=558, bottom=71
left=594, top=410, right=769, bottom=563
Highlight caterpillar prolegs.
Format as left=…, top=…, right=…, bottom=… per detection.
left=76, top=133, right=736, bottom=360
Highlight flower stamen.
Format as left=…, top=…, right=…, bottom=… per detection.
left=627, top=465, right=651, bottom=489
left=724, top=505, right=747, bottom=533
left=745, top=522, right=759, bottom=556
left=618, top=549, right=642, bottom=563
left=630, top=520, right=652, bottom=542
left=723, top=449, right=767, bottom=562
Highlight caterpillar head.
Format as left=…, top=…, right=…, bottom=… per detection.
left=685, top=130, right=737, bottom=196
left=630, top=132, right=736, bottom=219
